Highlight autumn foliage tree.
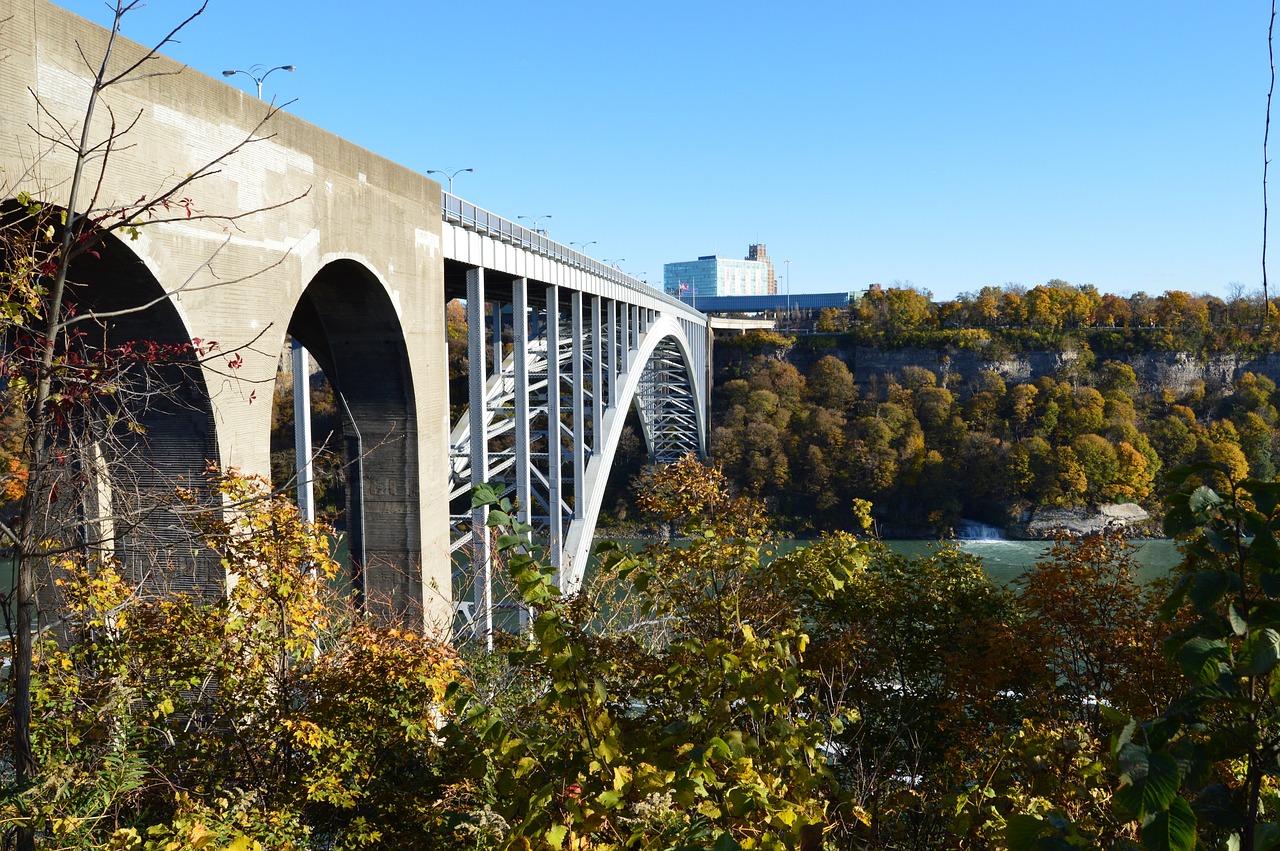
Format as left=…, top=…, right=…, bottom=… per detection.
left=0, top=5, right=297, bottom=847
left=0, top=471, right=467, bottom=848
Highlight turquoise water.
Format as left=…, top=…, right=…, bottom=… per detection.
left=599, top=538, right=1183, bottom=587
left=883, top=538, right=1181, bottom=585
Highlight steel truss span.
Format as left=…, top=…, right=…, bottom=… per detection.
left=443, top=244, right=708, bottom=643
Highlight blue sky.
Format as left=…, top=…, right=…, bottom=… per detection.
left=47, top=1, right=1276, bottom=300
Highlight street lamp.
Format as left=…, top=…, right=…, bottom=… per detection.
left=570, top=240, right=596, bottom=253
left=221, top=64, right=295, bottom=99
left=518, top=214, right=552, bottom=235
left=785, top=259, right=792, bottom=323
left=604, top=258, right=625, bottom=269
left=426, top=167, right=474, bottom=194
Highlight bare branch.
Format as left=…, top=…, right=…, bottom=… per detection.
left=56, top=220, right=303, bottom=332
left=0, top=517, right=18, bottom=549
left=76, top=2, right=209, bottom=93
left=1266, top=0, right=1275, bottom=332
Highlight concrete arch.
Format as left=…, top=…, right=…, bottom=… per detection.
left=561, top=313, right=705, bottom=591
left=285, top=257, right=422, bottom=619
left=0, top=201, right=222, bottom=593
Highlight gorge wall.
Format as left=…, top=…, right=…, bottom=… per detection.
left=718, top=335, right=1280, bottom=397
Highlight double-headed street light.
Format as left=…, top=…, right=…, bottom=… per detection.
left=221, top=64, right=295, bottom=99
left=604, top=258, right=625, bottom=269
left=785, top=259, right=792, bottom=322
left=518, top=214, right=552, bottom=235
left=570, top=240, right=596, bottom=253
left=427, top=167, right=474, bottom=194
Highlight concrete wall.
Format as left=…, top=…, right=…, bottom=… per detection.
left=0, top=0, right=451, bottom=627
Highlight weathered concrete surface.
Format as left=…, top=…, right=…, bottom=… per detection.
left=0, top=0, right=451, bottom=627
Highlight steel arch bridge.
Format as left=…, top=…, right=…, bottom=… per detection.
left=441, top=195, right=709, bottom=637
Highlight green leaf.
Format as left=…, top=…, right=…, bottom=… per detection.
left=1177, top=637, right=1230, bottom=685
left=1190, top=484, right=1224, bottom=514
left=1141, top=796, right=1197, bottom=851
left=1253, top=822, right=1280, bottom=850
left=1247, top=481, right=1280, bottom=517
left=711, top=833, right=743, bottom=851
left=1188, top=570, right=1233, bottom=614
left=1206, top=526, right=1235, bottom=555
left=1116, top=743, right=1181, bottom=818
left=1252, top=530, right=1280, bottom=568
left=1191, top=783, right=1244, bottom=830
left=546, top=824, right=568, bottom=849
left=1229, top=604, right=1249, bottom=637
left=1161, top=573, right=1192, bottom=620
left=1111, top=715, right=1139, bottom=755
left=1241, top=629, right=1280, bottom=677
left=1005, top=814, right=1048, bottom=851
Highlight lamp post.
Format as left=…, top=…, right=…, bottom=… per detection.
left=604, top=258, right=626, bottom=269
left=426, top=167, right=474, bottom=194
left=785, top=259, right=792, bottom=324
left=221, top=64, right=295, bottom=99
left=518, top=214, right=552, bottom=235
left=570, top=240, right=596, bottom=253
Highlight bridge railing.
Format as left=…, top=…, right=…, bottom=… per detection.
left=441, top=192, right=705, bottom=325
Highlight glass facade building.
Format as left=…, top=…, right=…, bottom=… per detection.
left=663, top=244, right=776, bottom=300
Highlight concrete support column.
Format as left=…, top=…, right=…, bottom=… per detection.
left=291, top=338, right=315, bottom=524
left=466, top=267, right=493, bottom=648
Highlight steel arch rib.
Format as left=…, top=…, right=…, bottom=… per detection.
left=561, top=314, right=705, bottom=592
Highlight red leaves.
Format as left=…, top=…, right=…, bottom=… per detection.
left=190, top=337, right=220, bottom=357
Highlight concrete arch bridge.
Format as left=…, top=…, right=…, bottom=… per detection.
left=1, top=0, right=709, bottom=634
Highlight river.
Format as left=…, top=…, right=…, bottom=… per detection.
left=879, top=537, right=1180, bottom=584
left=601, top=537, right=1183, bottom=587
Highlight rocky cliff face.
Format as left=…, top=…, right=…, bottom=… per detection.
left=722, top=338, right=1280, bottom=396
left=1014, top=503, right=1154, bottom=540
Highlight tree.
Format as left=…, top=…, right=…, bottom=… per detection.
left=1111, top=466, right=1280, bottom=851
left=805, top=355, right=856, bottom=411
left=810, top=541, right=1029, bottom=847
left=0, top=470, right=465, bottom=848
left=0, top=5, right=297, bottom=844
left=460, top=463, right=840, bottom=849
left=1017, top=531, right=1177, bottom=726
left=1071, top=434, right=1119, bottom=505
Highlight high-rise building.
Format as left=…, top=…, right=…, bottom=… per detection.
left=664, top=244, right=777, bottom=300
left=747, top=243, right=777, bottom=294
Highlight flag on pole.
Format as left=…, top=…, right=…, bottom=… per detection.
left=679, top=281, right=690, bottom=293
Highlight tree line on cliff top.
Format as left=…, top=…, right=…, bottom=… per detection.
left=832, top=281, right=1280, bottom=354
